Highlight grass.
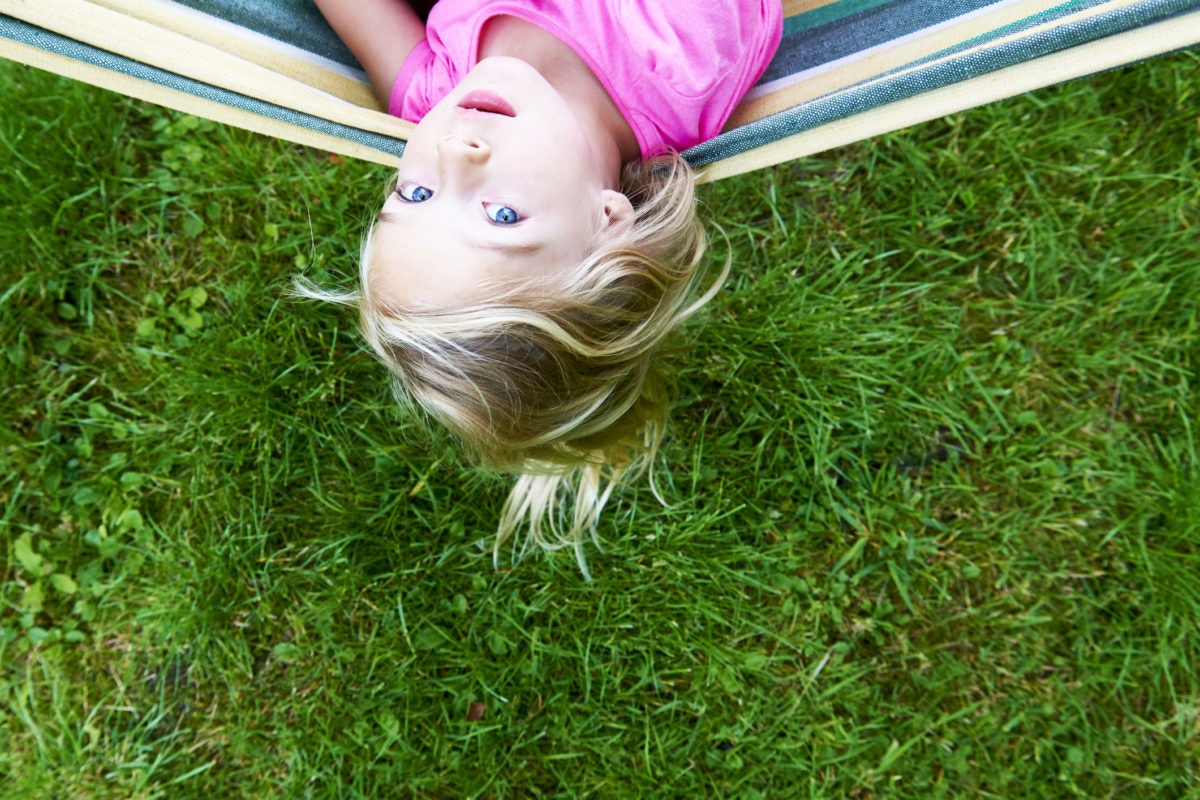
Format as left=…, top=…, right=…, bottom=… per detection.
left=1, top=49, right=1198, bottom=798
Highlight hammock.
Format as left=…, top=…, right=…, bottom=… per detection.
left=2, top=0, right=1198, bottom=181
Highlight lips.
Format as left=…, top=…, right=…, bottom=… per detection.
left=458, top=91, right=516, bottom=117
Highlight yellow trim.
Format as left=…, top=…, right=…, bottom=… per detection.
left=783, top=0, right=842, bottom=16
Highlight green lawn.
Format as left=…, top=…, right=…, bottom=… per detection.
left=1, top=50, right=1197, bottom=798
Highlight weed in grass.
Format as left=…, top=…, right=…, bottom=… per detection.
left=2, top=51, right=1198, bottom=798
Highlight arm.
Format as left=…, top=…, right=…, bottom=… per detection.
left=315, top=0, right=426, bottom=108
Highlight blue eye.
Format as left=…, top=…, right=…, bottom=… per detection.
left=484, top=203, right=522, bottom=226
left=397, top=183, right=433, bottom=202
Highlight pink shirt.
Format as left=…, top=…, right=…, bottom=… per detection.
left=390, top=0, right=782, bottom=158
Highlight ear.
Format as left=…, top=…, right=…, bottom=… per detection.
left=599, top=189, right=635, bottom=240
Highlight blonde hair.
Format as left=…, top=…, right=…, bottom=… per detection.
left=297, top=153, right=726, bottom=576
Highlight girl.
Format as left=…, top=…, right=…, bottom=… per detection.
left=306, top=0, right=782, bottom=575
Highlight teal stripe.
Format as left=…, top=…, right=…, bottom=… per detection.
left=956, top=0, right=1123, bottom=50
left=784, top=0, right=896, bottom=37
left=764, top=1, right=1008, bottom=85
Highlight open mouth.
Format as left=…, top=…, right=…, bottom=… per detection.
left=458, top=91, right=516, bottom=117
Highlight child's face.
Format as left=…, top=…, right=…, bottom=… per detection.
left=371, top=57, right=632, bottom=308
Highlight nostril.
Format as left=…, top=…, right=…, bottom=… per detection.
left=436, top=135, right=489, bottom=161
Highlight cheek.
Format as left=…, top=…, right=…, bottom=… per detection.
left=381, top=193, right=403, bottom=215
left=365, top=232, right=403, bottom=298
left=399, top=114, right=447, bottom=166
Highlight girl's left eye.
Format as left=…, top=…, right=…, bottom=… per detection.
left=484, top=203, right=522, bottom=226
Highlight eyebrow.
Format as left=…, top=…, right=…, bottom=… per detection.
left=377, top=212, right=543, bottom=257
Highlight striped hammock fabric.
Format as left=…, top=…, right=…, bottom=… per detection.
left=2, top=0, right=1198, bottom=181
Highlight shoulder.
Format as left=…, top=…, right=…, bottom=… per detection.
left=314, top=0, right=427, bottom=108
left=390, top=0, right=494, bottom=120
left=567, top=0, right=783, bottom=153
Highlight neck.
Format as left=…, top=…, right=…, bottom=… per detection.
left=478, top=16, right=641, bottom=170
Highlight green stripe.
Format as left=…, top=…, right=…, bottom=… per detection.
left=783, top=0, right=896, bottom=37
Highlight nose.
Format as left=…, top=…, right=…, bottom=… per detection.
left=437, top=134, right=490, bottom=165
